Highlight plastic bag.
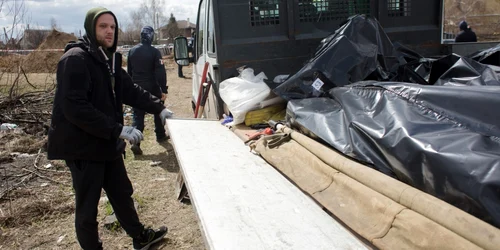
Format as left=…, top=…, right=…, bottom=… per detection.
left=1, top=123, right=18, bottom=130
left=219, top=68, right=271, bottom=124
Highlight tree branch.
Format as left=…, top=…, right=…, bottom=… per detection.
left=20, top=66, right=37, bottom=89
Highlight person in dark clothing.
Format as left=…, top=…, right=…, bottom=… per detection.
left=455, top=20, right=477, bottom=43
left=127, top=26, right=169, bottom=155
left=178, top=64, right=184, bottom=78
left=188, top=36, right=194, bottom=57
left=47, top=7, right=173, bottom=250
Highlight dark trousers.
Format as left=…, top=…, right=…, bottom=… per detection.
left=132, top=108, right=166, bottom=140
left=178, top=64, right=184, bottom=77
left=66, top=157, right=144, bottom=250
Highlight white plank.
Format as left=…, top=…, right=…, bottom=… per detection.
left=167, top=119, right=368, bottom=250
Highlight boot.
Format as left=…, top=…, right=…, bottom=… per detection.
left=132, top=226, right=168, bottom=250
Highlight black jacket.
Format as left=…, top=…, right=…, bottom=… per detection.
left=455, top=29, right=477, bottom=43
left=47, top=36, right=164, bottom=161
left=127, top=43, right=167, bottom=98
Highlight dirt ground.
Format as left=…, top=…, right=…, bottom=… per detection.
left=0, top=59, right=205, bottom=249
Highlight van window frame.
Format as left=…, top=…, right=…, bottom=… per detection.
left=207, top=0, right=216, bottom=57
left=197, top=0, right=207, bottom=60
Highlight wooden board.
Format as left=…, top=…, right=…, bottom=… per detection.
left=167, top=119, right=367, bottom=250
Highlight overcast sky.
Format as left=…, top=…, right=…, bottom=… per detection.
left=0, top=0, right=198, bottom=37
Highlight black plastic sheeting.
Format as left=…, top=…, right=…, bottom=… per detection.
left=395, top=43, right=500, bottom=86
left=274, top=15, right=405, bottom=100
left=391, top=43, right=434, bottom=85
left=469, top=43, right=500, bottom=66
left=274, top=15, right=500, bottom=96
left=428, top=54, right=500, bottom=86
left=273, top=15, right=500, bottom=227
left=286, top=82, right=500, bottom=227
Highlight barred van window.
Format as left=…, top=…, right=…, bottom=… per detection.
left=388, top=0, right=412, bottom=17
left=250, top=0, right=280, bottom=26
left=298, top=0, right=370, bottom=23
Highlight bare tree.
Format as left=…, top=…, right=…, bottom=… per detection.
left=73, top=28, right=82, bottom=38
left=139, top=0, right=168, bottom=31
left=444, top=0, right=484, bottom=19
left=50, top=17, right=60, bottom=31
left=120, top=19, right=141, bottom=45
left=24, top=28, right=48, bottom=49
left=0, top=0, right=31, bottom=49
left=165, top=13, right=182, bottom=42
left=127, top=0, right=169, bottom=43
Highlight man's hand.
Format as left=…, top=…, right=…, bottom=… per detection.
left=161, top=93, right=167, bottom=101
left=119, top=126, right=144, bottom=145
left=160, top=108, right=174, bottom=125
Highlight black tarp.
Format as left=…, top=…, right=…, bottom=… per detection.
left=274, top=15, right=405, bottom=100
left=286, top=82, right=500, bottom=227
left=428, top=54, right=500, bottom=86
left=469, top=43, right=500, bottom=66
left=274, top=15, right=500, bottom=227
left=392, top=42, right=434, bottom=85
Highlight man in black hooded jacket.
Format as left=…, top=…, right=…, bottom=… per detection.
left=47, top=7, right=172, bottom=250
left=455, top=20, right=477, bottom=43
left=127, top=26, right=168, bottom=155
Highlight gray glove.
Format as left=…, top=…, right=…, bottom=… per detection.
left=160, top=108, right=174, bottom=125
left=119, top=126, right=144, bottom=145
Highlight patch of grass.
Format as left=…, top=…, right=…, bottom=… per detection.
left=103, top=200, right=122, bottom=232
left=107, top=221, right=121, bottom=232
left=0, top=73, right=55, bottom=95
left=0, top=197, right=73, bottom=228
left=132, top=194, right=145, bottom=209
left=104, top=200, right=114, bottom=216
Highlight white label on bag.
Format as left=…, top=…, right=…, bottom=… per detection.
left=312, top=78, right=324, bottom=91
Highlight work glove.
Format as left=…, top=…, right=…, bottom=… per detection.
left=160, top=108, right=174, bottom=125
left=119, top=126, right=144, bottom=145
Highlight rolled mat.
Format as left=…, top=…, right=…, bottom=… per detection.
left=252, top=127, right=500, bottom=250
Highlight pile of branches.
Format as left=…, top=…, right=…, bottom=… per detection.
left=0, top=149, right=72, bottom=228
left=0, top=89, right=54, bottom=136
left=0, top=149, right=70, bottom=201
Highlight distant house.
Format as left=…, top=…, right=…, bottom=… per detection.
left=20, top=29, right=52, bottom=49
left=159, top=19, right=196, bottom=43
left=177, top=19, right=197, bottom=37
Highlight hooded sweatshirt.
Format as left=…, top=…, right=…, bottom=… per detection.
left=127, top=26, right=168, bottom=97
left=455, top=21, right=477, bottom=43
left=84, top=7, right=119, bottom=57
left=140, top=25, right=155, bottom=45
left=47, top=7, right=164, bottom=161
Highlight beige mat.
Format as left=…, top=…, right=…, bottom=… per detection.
left=252, top=128, right=500, bottom=250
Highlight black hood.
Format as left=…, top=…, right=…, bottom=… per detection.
left=63, top=39, right=88, bottom=53
left=83, top=7, right=119, bottom=53
left=459, top=20, right=469, bottom=31
left=140, top=25, right=155, bottom=45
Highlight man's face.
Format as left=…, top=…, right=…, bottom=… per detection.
left=95, top=13, right=115, bottom=48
